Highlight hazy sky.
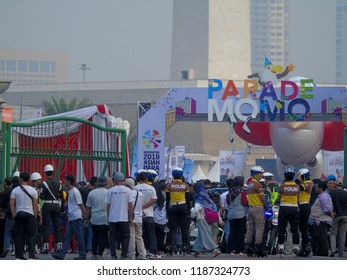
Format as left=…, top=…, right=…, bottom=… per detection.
left=0, top=0, right=173, bottom=82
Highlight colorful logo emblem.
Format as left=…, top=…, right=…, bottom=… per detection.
left=142, top=129, right=161, bottom=149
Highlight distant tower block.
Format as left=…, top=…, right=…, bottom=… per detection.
left=170, top=0, right=251, bottom=81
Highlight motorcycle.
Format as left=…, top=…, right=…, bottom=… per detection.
left=265, top=205, right=280, bottom=255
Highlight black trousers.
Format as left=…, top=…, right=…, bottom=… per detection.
left=142, top=217, right=158, bottom=254
left=109, top=222, right=130, bottom=258
left=166, top=204, right=189, bottom=247
left=278, top=206, right=300, bottom=245
left=91, top=224, right=109, bottom=256
left=154, top=223, right=166, bottom=252
left=299, top=203, right=311, bottom=247
left=313, top=222, right=330, bottom=256
left=41, top=203, right=62, bottom=243
left=228, top=217, right=246, bottom=253
left=13, top=211, right=37, bottom=258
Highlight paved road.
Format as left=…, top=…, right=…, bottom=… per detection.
left=1, top=251, right=341, bottom=260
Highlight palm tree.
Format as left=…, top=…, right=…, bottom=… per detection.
left=42, top=97, right=93, bottom=116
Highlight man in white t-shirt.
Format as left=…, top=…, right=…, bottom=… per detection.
left=85, top=175, right=109, bottom=260
left=10, top=172, right=38, bottom=260
left=52, top=174, right=87, bottom=260
left=106, top=171, right=134, bottom=259
left=135, top=171, right=159, bottom=259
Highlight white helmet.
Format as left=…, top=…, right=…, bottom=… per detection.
left=263, top=172, right=274, bottom=178
left=298, top=168, right=310, bottom=179
left=44, top=164, right=54, bottom=172
left=13, top=171, right=20, bottom=177
left=147, top=169, right=158, bottom=176
left=30, top=172, right=42, bottom=181
left=250, top=165, right=264, bottom=176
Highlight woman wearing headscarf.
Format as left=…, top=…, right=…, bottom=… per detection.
left=226, top=176, right=247, bottom=255
left=192, top=183, right=221, bottom=257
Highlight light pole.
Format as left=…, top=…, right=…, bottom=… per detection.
left=79, top=64, right=90, bottom=83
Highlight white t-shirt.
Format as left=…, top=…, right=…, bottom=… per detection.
left=86, top=188, right=108, bottom=225
left=106, top=185, right=134, bottom=222
left=135, top=183, right=157, bottom=218
left=67, top=187, right=83, bottom=221
left=153, top=201, right=166, bottom=225
left=132, top=189, right=143, bottom=223
left=11, top=185, right=38, bottom=216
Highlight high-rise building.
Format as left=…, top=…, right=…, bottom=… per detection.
left=170, top=0, right=251, bottom=81
left=171, top=0, right=346, bottom=84
left=0, top=48, right=68, bottom=84
left=250, top=0, right=289, bottom=73
left=336, top=0, right=347, bottom=84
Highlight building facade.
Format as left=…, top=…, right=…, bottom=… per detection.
left=0, top=48, right=68, bottom=84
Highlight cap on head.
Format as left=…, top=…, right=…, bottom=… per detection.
left=326, top=174, right=336, bottom=182
left=13, top=171, right=20, bottom=178
left=125, top=177, right=136, bottom=189
left=44, top=164, right=54, bottom=172
left=112, top=171, right=125, bottom=181
left=30, top=172, right=42, bottom=181
left=97, top=176, right=107, bottom=186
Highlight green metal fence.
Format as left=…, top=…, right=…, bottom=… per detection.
left=1, top=116, right=127, bottom=183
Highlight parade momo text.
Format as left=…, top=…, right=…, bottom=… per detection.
left=208, top=79, right=315, bottom=122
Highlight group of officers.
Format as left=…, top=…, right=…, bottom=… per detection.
left=245, top=165, right=315, bottom=257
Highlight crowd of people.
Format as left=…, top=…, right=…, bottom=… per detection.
left=0, top=163, right=346, bottom=260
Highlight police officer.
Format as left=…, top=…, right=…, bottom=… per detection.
left=244, top=166, right=267, bottom=257
left=297, top=168, right=312, bottom=257
left=277, top=167, right=300, bottom=256
left=40, top=164, right=65, bottom=254
left=165, top=167, right=190, bottom=254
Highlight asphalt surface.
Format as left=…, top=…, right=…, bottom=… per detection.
left=0, top=251, right=343, bottom=260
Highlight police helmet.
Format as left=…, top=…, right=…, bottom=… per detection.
left=147, top=169, right=158, bottom=180
left=263, top=172, right=274, bottom=178
left=172, top=167, right=183, bottom=178
left=283, top=167, right=295, bottom=175
left=298, top=168, right=310, bottom=179
left=250, top=165, right=264, bottom=176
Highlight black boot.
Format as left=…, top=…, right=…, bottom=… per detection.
left=255, top=244, right=267, bottom=257
left=244, top=243, right=254, bottom=257
left=181, top=244, right=188, bottom=256
left=299, top=243, right=311, bottom=257
left=165, top=244, right=173, bottom=256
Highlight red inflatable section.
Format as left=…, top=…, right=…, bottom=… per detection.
left=322, top=122, right=346, bottom=151
left=234, top=122, right=272, bottom=146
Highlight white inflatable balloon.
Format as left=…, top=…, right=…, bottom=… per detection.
left=276, top=150, right=323, bottom=179
left=270, top=121, right=325, bottom=166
